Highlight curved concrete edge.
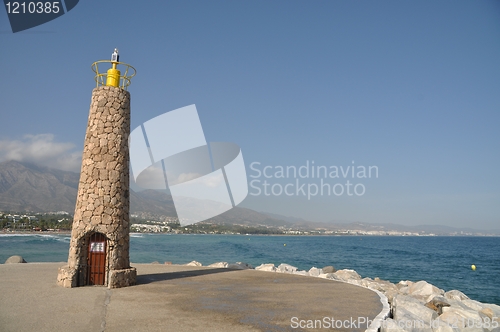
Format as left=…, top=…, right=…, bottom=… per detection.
left=319, top=279, right=391, bottom=332
left=252, top=268, right=391, bottom=331
left=365, top=289, right=390, bottom=332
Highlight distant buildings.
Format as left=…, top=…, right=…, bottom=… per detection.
left=4, top=214, right=39, bottom=222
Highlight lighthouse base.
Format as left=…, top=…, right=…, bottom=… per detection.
left=108, top=267, right=137, bottom=288
left=56, top=265, right=78, bottom=288
left=57, top=265, right=136, bottom=289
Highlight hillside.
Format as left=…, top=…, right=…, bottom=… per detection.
left=0, top=160, right=79, bottom=212
left=0, top=160, right=497, bottom=235
left=0, top=161, right=289, bottom=227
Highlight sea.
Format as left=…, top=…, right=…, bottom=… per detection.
left=1, top=234, right=499, bottom=305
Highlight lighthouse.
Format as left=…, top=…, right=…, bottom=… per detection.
left=57, top=50, right=137, bottom=288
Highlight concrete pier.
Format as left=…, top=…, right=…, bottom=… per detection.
left=3, top=263, right=384, bottom=332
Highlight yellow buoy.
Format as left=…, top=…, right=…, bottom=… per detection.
left=283, top=243, right=286, bottom=246
left=471, top=264, right=476, bottom=271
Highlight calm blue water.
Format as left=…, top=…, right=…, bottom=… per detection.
left=1, top=234, right=499, bottom=305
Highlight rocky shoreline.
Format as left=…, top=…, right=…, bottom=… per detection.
left=183, top=260, right=500, bottom=332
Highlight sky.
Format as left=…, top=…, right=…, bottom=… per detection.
left=1, top=1, right=499, bottom=230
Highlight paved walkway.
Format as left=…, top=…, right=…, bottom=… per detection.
left=0, top=263, right=384, bottom=332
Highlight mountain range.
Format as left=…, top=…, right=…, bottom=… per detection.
left=0, top=160, right=79, bottom=213
left=0, top=160, right=290, bottom=227
left=0, top=160, right=497, bottom=235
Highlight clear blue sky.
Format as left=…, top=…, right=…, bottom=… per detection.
left=1, top=1, right=499, bottom=229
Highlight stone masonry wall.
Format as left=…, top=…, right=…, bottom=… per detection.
left=57, top=86, right=136, bottom=288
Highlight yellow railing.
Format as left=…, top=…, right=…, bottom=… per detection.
left=91, top=60, right=136, bottom=90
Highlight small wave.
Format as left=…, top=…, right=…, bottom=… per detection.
left=130, top=233, right=144, bottom=238
left=32, top=234, right=61, bottom=242
left=18, top=234, right=71, bottom=243
left=0, top=233, right=36, bottom=237
left=35, top=234, right=57, bottom=239
left=54, top=236, right=71, bottom=243
left=50, top=235, right=70, bottom=243
left=0, top=233, right=69, bottom=244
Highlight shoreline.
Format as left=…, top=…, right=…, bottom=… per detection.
left=3, top=230, right=499, bottom=238
left=1, top=230, right=71, bottom=235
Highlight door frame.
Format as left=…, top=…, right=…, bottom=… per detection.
left=86, top=232, right=107, bottom=286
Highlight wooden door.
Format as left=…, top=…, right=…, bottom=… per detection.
left=87, top=233, right=107, bottom=285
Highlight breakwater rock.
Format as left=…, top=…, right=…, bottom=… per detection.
left=4, top=255, right=27, bottom=264
left=254, top=263, right=500, bottom=332
left=185, top=260, right=500, bottom=332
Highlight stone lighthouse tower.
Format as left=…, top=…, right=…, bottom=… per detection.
left=57, top=49, right=137, bottom=288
